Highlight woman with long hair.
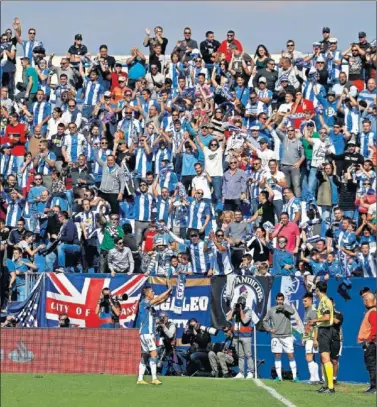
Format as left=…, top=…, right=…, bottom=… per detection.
left=254, top=44, right=271, bottom=71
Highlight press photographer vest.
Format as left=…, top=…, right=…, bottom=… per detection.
left=358, top=307, right=376, bottom=343
left=232, top=307, right=253, bottom=338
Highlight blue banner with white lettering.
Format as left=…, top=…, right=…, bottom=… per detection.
left=143, top=276, right=212, bottom=339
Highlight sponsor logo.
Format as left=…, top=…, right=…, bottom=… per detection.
left=8, top=341, right=34, bottom=363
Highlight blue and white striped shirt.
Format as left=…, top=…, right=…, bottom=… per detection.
left=359, top=131, right=376, bottom=160
left=358, top=89, right=377, bottom=108
left=36, top=151, right=56, bottom=175
left=32, top=101, right=51, bottom=127
left=282, top=197, right=302, bottom=222
left=134, top=192, right=154, bottom=222
left=0, top=154, right=17, bottom=177
left=183, top=239, right=210, bottom=274
left=135, top=147, right=153, bottom=178
left=93, top=149, right=112, bottom=182
left=62, top=133, right=87, bottom=163
left=83, top=78, right=104, bottom=106
left=187, top=199, right=211, bottom=230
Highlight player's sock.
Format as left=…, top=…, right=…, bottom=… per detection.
left=138, top=359, right=147, bottom=381
left=324, top=361, right=334, bottom=389
left=149, top=357, right=157, bottom=380
left=289, top=360, right=297, bottom=379
left=309, top=361, right=320, bottom=381
left=275, top=359, right=282, bottom=380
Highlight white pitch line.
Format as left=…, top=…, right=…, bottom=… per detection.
left=253, top=378, right=296, bottom=407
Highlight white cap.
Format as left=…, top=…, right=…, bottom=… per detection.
left=329, top=37, right=338, bottom=43
left=316, top=55, right=326, bottom=63
left=104, top=91, right=112, bottom=97
left=258, top=76, right=267, bottom=83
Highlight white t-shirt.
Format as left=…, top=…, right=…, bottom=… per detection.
left=311, top=138, right=331, bottom=168
left=192, top=174, right=212, bottom=200
left=257, top=148, right=276, bottom=171
left=203, top=146, right=223, bottom=177
left=264, top=170, right=286, bottom=201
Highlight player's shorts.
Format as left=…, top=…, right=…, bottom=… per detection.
left=140, top=334, right=156, bottom=353
left=318, top=326, right=332, bottom=354
left=271, top=336, right=294, bottom=354
left=304, top=339, right=319, bottom=354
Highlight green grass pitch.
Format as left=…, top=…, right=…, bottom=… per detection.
left=1, top=374, right=375, bottom=407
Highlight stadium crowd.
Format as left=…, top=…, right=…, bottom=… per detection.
left=0, top=18, right=376, bottom=306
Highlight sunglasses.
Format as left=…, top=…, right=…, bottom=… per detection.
left=230, top=161, right=238, bottom=164
left=101, top=142, right=108, bottom=145
left=287, top=44, right=294, bottom=47
left=184, top=32, right=191, bottom=34
left=117, top=241, right=124, bottom=245
left=278, top=240, right=286, bottom=244
left=29, top=31, right=36, bottom=35
left=210, top=143, right=218, bottom=147
left=140, top=184, right=147, bottom=187
left=68, top=105, right=75, bottom=108
left=196, top=192, right=203, bottom=195
left=190, top=234, right=199, bottom=238
left=216, top=234, right=224, bottom=237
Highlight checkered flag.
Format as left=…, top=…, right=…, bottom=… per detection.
left=7, top=274, right=43, bottom=327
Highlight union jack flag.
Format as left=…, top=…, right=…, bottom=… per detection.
left=8, top=273, right=147, bottom=328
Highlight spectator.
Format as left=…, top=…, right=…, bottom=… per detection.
left=218, top=30, right=243, bottom=63
left=108, top=236, right=135, bottom=276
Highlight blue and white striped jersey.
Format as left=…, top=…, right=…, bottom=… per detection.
left=187, top=199, right=211, bottom=230
left=32, top=101, right=51, bottom=126
left=0, top=154, right=17, bottom=177
left=139, top=298, right=156, bottom=335
left=246, top=168, right=265, bottom=200
left=62, top=134, right=87, bottom=163
left=1, top=193, right=24, bottom=227
left=154, top=147, right=172, bottom=174
left=22, top=40, right=43, bottom=63
left=210, top=240, right=233, bottom=275
left=134, top=147, right=153, bottom=178
left=182, top=239, right=210, bottom=274
left=134, top=192, right=154, bottom=222
left=282, top=197, right=302, bottom=222
left=159, top=170, right=178, bottom=192
left=83, top=78, right=105, bottom=106
left=155, top=196, right=170, bottom=224
left=36, top=151, right=56, bottom=175
left=359, top=131, right=376, bottom=160
left=358, top=89, right=377, bottom=108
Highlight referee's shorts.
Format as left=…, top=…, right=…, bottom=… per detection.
left=318, top=326, right=333, bottom=353
left=330, top=327, right=341, bottom=360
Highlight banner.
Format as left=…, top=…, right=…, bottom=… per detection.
left=210, top=275, right=274, bottom=329
left=146, top=276, right=212, bottom=338
left=8, top=273, right=147, bottom=328
left=1, top=328, right=140, bottom=374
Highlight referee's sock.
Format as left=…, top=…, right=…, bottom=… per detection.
left=324, top=361, right=334, bottom=389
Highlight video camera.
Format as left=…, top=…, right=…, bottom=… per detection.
left=101, top=293, right=128, bottom=307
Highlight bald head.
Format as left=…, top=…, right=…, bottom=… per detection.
left=363, top=292, right=376, bottom=307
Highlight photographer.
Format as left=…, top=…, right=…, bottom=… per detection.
left=95, top=287, right=121, bottom=328
left=57, top=313, right=75, bottom=328
left=208, top=322, right=235, bottom=378
left=226, top=294, right=255, bottom=379
left=182, top=318, right=212, bottom=375
left=1, top=314, right=18, bottom=328
left=156, top=312, right=181, bottom=375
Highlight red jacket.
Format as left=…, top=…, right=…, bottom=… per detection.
left=4, top=123, right=26, bottom=156
left=218, top=39, right=243, bottom=62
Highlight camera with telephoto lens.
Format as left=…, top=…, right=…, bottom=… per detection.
left=233, top=295, right=247, bottom=321
left=101, top=293, right=128, bottom=307
left=185, top=319, right=218, bottom=336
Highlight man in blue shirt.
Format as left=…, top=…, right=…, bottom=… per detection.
left=137, top=284, right=172, bottom=385
left=272, top=237, right=296, bottom=276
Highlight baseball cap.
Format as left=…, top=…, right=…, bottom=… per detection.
left=280, top=75, right=289, bottom=83
left=327, top=90, right=336, bottom=96
left=75, top=34, right=83, bottom=40
left=316, top=55, right=326, bottom=63
left=250, top=125, right=259, bottom=131
left=118, top=139, right=126, bottom=145
left=258, top=76, right=267, bottom=83
left=312, top=41, right=321, bottom=47
left=118, top=76, right=127, bottom=82
left=115, top=61, right=122, bottom=67
left=259, top=138, right=268, bottom=144
left=358, top=31, right=366, bottom=38
left=1, top=143, right=12, bottom=150
left=322, top=27, right=330, bottom=33
left=329, top=37, right=338, bottom=43
left=347, top=141, right=356, bottom=147
left=104, top=91, right=112, bottom=98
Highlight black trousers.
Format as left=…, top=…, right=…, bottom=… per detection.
left=99, top=192, right=119, bottom=214
left=364, top=342, right=376, bottom=389
left=224, top=199, right=241, bottom=211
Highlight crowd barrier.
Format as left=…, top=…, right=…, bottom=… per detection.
left=7, top=273, right=374, bottom=382
left=1, top=328, right=140, bottom=374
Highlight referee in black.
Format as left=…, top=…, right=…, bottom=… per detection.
left=308, top=281, right=335, bottom=394
left=329, top=297, right=344, bottom=384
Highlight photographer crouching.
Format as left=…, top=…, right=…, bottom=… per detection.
left=155, top=312, right=182, bottom=375
left=226, top=295, right=255, bottom=379
left=182, top=318, right=217, bottom=376
left=208, top=322, right=236, bottom=378
left=95, top=287, right=126, bottom=328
